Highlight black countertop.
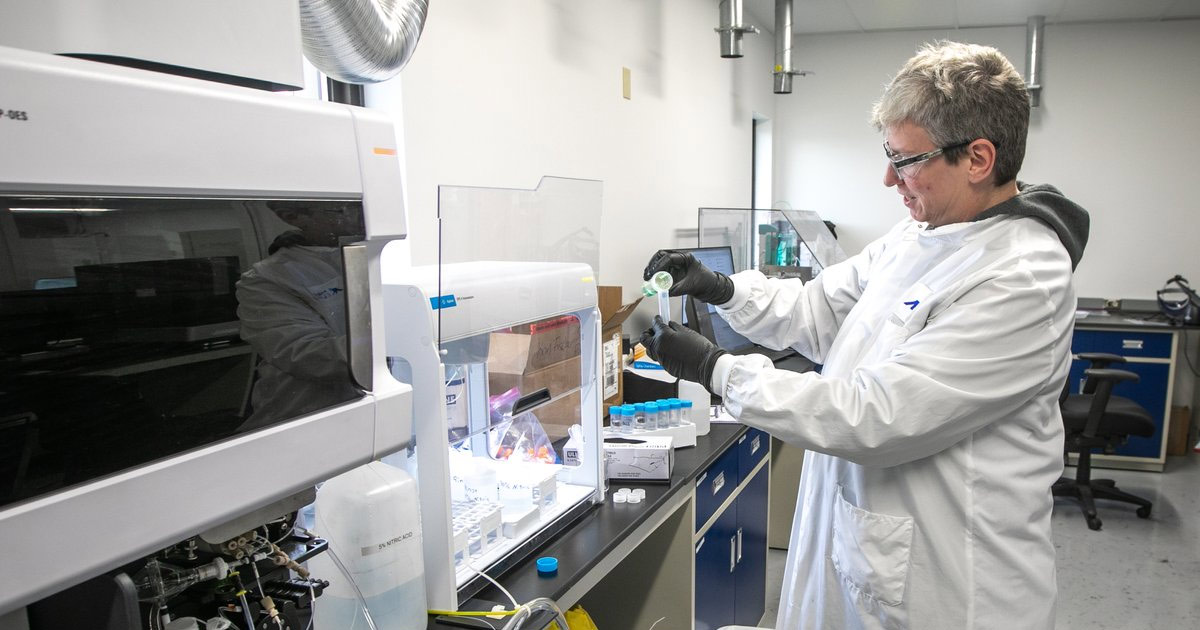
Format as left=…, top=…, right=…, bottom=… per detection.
left=428, top=423, right=749, bottom=629
left=1075, top=309, right=1200, bottom=330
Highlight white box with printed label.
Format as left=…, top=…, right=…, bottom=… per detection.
left=603, top=435, right=674, bottom=482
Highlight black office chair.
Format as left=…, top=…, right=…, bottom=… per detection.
left=1052, top=352, right=1154, bottom=530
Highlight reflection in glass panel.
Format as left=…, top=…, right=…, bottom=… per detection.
left=444, top=314, right=582, bottom=458
left=0, top=196, right=366, bottom=510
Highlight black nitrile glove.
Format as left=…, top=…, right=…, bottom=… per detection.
left=643, top=250, right=735, bottom=305
left=639, top=316, right=727, bottom=393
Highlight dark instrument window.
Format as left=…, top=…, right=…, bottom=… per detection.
left=0, top=196, right=366, bottom=510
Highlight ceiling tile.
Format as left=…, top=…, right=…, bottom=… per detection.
left=1162, top=0, right=1200, bottom=18
left=744, top=0, right=862, bottom=34
left=1060, top=0, right=1176, bottom=22
left=845, top=0, right=958, bottom=31
left=745, top=0, right=1200, bottom=37
left=795, top=0, right=865, bottom=33
left=955, top=0, right=1067, bottom=27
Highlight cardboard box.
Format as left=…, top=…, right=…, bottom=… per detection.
left=598, top=286, right=642, bottom=408
left=491, top=317, right=581, bottom=370
left=604, top=435, right=674, bottom=482
left=1167, top=406, right=1192, bottom=456
left=488, top=317, right=582, bottom=441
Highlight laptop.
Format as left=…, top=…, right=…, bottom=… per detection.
left=679, top=246, right=796, bottom=362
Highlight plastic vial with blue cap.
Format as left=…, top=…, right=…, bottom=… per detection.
left=622, top=404, right=637, bottom=433
left=609, top=405, right=622, bottom=433
left=633, top=403, right=646, bottom=432
left=681, top=399, right=693, bottom=424
left=644, top=402, right=659, bottom=431
left=668, top=399, right=682, bottom=427
left=642, top=270, right=673, bottom=322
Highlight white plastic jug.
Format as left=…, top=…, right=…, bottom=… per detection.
left=309, top=461, right=427, bottom=630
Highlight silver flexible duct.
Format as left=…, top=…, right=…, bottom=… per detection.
left=715, top=0, right=759, bottom=59
left=772, top=0, right=809, bottom=93
left=1025, top=15, right=1046, bottom=107
left=299, top=0, right=429, bottom=84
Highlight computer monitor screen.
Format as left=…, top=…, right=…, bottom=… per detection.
left=677, top=246, right=757, bottom=353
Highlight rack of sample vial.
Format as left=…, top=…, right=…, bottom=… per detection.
left=607, top=397, right=698, bottom=448
left=447, top=452, right=582, bottom=574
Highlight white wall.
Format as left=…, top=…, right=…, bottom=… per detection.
left=772, top=19, right=1200, bottom=302
left=367, top=0, right=777, bottom=311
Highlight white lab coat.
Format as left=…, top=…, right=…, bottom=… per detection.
left=711, top=214, right=1076, bottom=629
left=236, top=245, right=360, bottom=430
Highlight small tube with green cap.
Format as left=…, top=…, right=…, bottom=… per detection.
left=642, top=270, right=673, bottom=322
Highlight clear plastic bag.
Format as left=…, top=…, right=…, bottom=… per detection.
left=491, top=410, right=559, bottom=464
left=489, top=386, right=521, bottom=426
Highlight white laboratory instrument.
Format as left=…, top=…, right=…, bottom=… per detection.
left=384, top=260, right=606, bottom=610
left=0, top=44, right=412, bottom=619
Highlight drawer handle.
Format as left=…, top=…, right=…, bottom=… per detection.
left=737, top=527, right=743, bottom=563
left=730, top=536, right=737, bottom=572
left=712, top=471, right=725, bottom=496
left=1122, top=339, right=1143, bottom=350
left=751, top=435, right=761, bottom=456
left=696, top=536, right=705, bottom=554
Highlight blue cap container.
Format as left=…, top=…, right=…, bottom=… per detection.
left=536, top=556, right=558, bottom=576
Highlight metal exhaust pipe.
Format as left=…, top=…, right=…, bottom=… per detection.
left=299, top=0, right=429, bottom=84
left=1025, top=15, right=1045, bottom=107
left=716, top=0, right=759, bottom=59
left=773, top=0, right=809, bottom=93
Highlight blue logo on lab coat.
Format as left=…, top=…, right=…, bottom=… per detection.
left=430, top=295, right=458, bottom=310
left=903, top=299, right=920, bottom=310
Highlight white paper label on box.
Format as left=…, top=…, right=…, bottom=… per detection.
left=603, top=335, right=620, bottom=398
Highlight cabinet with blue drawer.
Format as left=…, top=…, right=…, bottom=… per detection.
left=1070, top=325, right=1179, bottom=471
left=694, top=427, right=771, bottom=630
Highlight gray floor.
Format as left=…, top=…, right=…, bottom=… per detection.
left=757, top=455, right=1200, bottom=629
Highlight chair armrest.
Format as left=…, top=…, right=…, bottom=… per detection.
left=1079, top=360, right=1135, bottom=394
left=1080, top=369, right=1139, bottom=438
left=1076, top=352, right=1126, bottom=366
left=1083, top=368, right=1139, bottom=384
left=1080, top=352, right=1123, bottom=374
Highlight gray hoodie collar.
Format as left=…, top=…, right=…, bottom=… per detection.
left=972, top=182, right=1090, bottom=270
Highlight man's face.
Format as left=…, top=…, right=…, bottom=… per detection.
left=882, top=122, right=971, bottom=228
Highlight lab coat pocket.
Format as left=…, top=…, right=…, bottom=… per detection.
left=830, top=487, right=914, bottom=607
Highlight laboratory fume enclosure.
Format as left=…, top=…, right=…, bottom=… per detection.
left=0, top=43, right=417, bottom=629
left=384, top=177, right=607, bottom=610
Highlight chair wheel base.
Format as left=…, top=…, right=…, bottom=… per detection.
left=1086, top=515, right=1102, bottom=530
left=1136, top=506, right=1152, bottom=518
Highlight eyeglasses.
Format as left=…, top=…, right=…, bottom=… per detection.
left=884, top=140, right=972, bottom=180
